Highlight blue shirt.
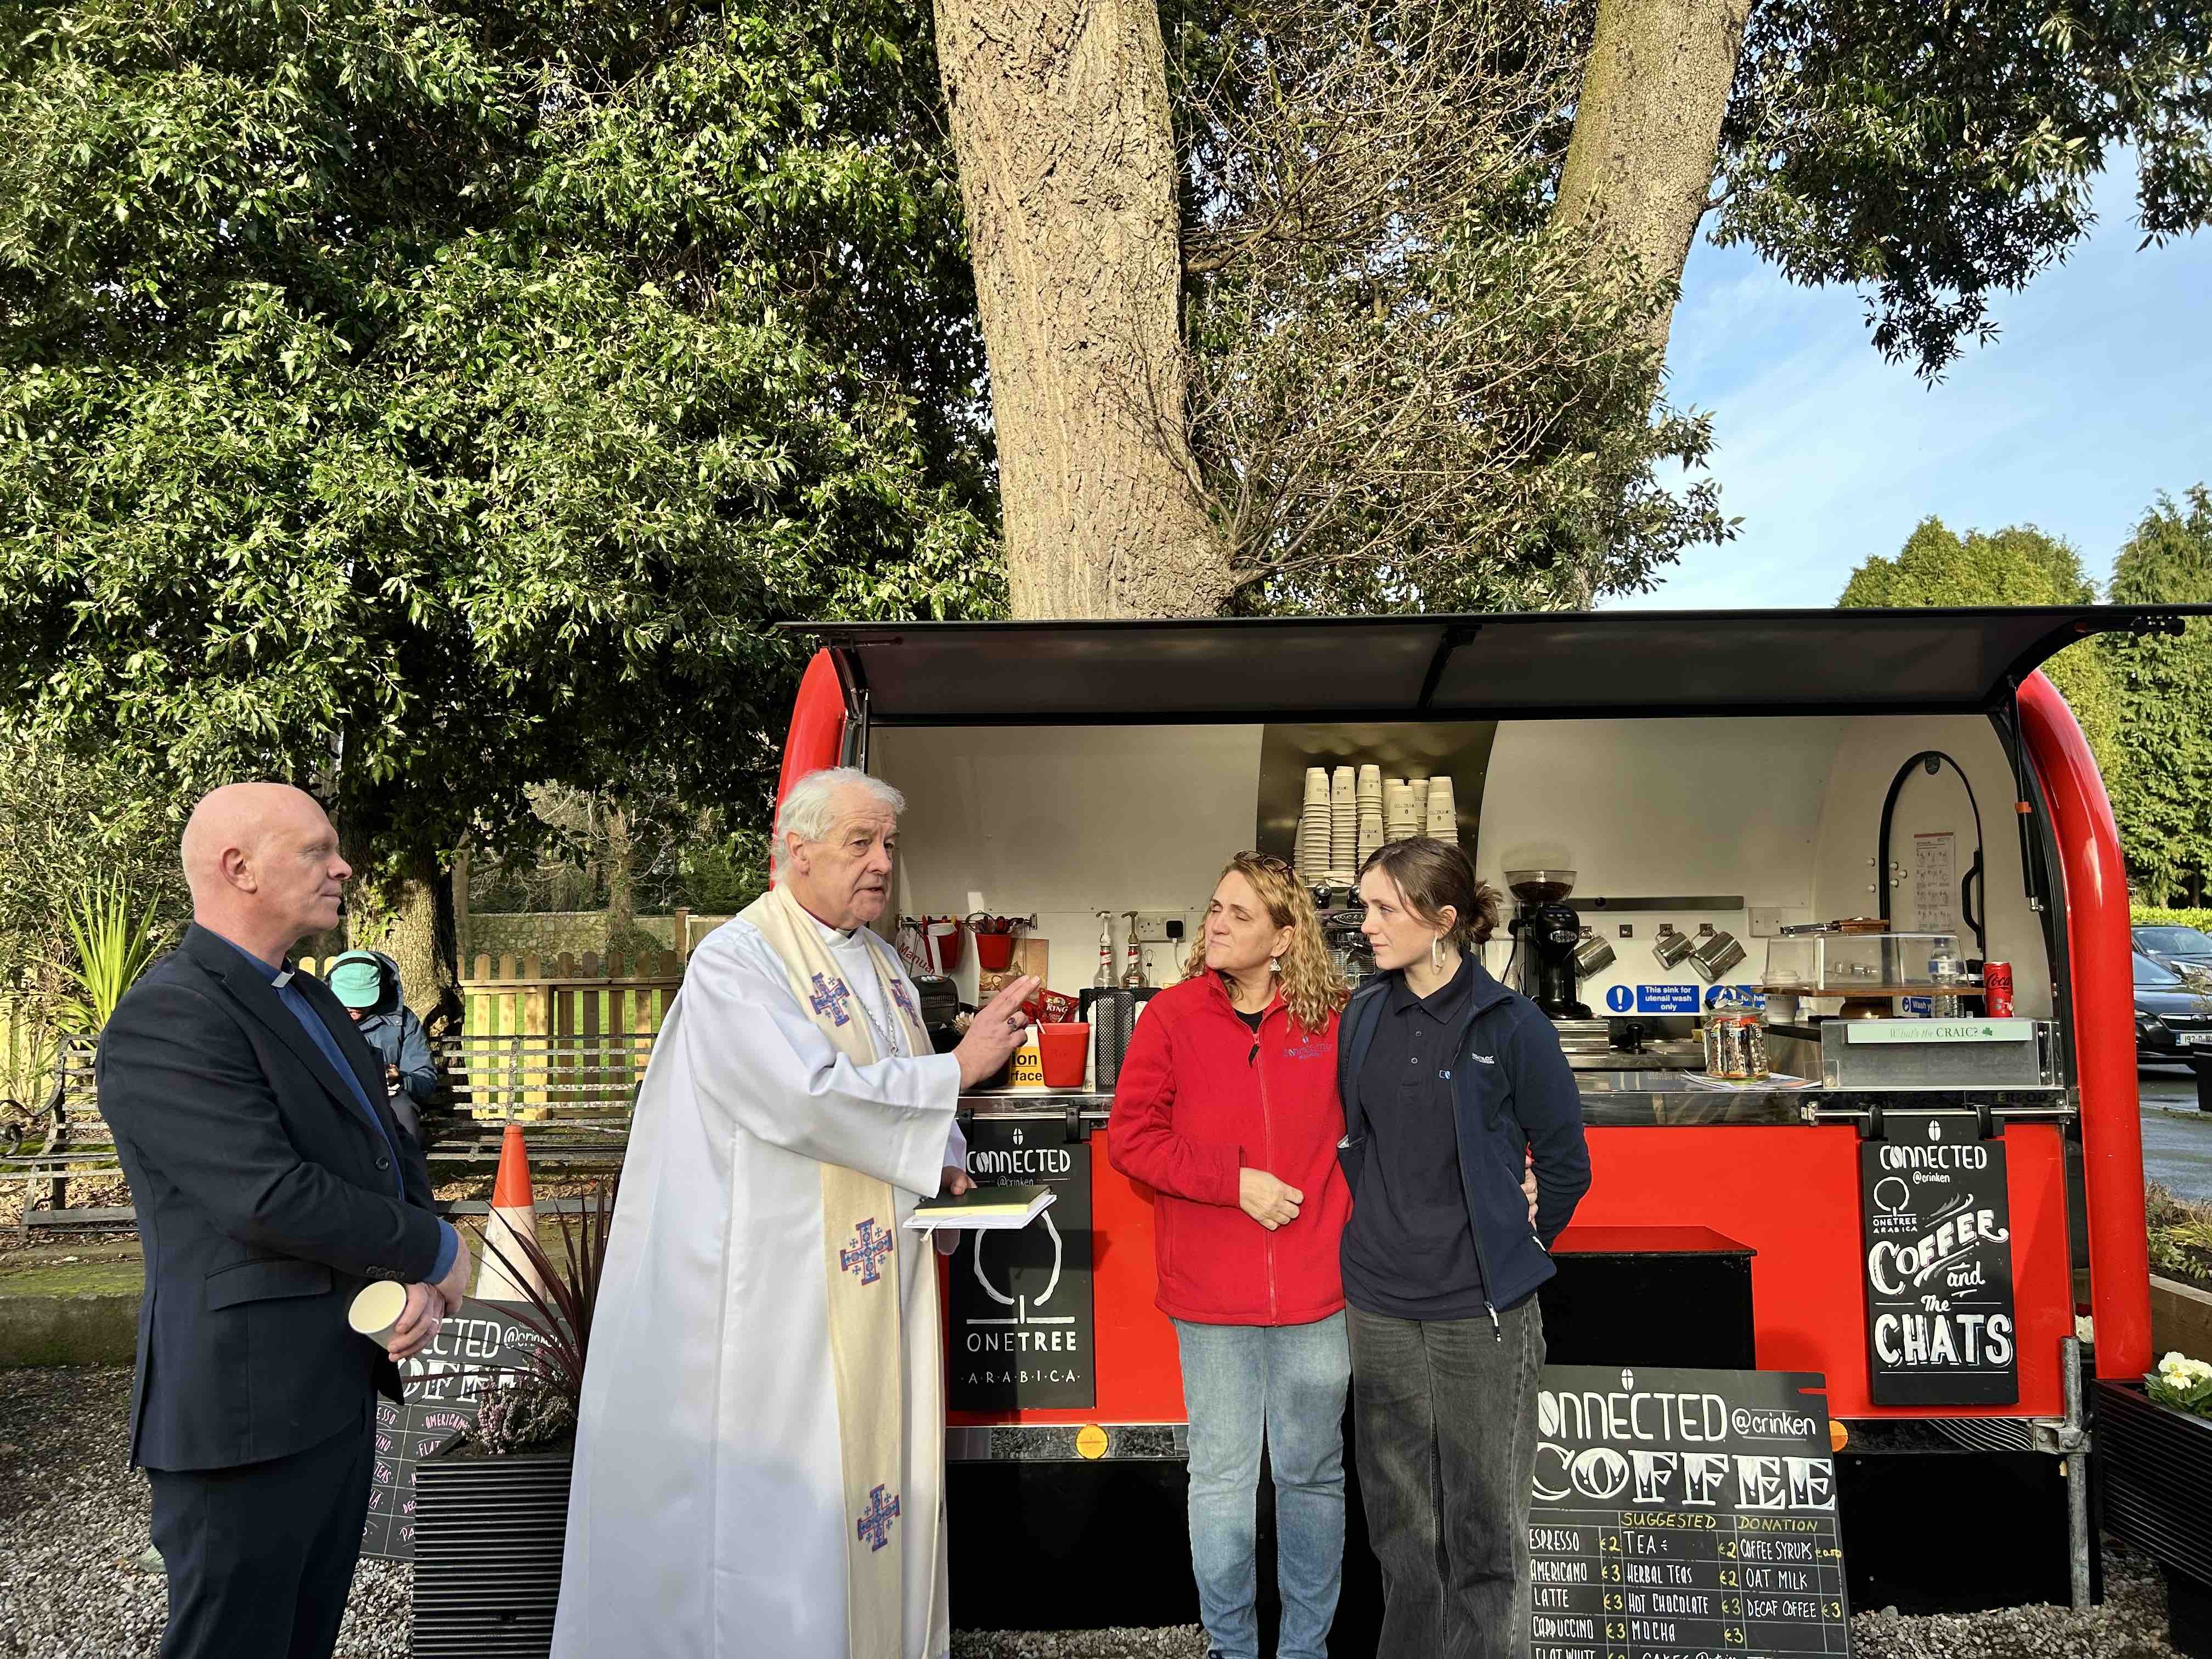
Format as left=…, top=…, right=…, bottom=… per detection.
left=217, top=935, right=459, bottom=1286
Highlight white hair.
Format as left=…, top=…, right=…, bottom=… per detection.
left=772, top=767, right=906, bottom=878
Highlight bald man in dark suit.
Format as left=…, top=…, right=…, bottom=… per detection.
left=99, top=783, right=473, bottom=1659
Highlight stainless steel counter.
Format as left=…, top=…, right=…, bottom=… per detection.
left=958, top=1078, right=2069, bottom=1133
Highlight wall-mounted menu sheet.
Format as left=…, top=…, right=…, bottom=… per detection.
left=1529, top=1366, right=1850, bottom=1659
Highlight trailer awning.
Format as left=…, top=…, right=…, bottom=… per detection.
left=788, top=608, right=2208, bottom=724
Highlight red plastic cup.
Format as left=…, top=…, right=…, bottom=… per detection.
left=974, top=933, right=1017, bottom=972
left=1036, top=1023, right=1091, bottom=1088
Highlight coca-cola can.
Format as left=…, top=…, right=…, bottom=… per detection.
left=1983, top=961, right=2014, bottom=1017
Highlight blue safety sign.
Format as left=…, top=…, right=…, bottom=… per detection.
left=1702, top=985, right=1768, bottom=1011
left=1900, top=996, right=1933, bottom=1017
left=1604, top=985, right=1634, bottom=1013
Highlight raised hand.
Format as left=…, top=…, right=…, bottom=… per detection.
left=953, top=975, right=1042, bottom=1088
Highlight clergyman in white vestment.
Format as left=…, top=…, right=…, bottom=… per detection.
left=552, top=768, right=1037, bottom=1659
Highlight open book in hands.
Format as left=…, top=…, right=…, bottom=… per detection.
left=904, top=1183, right=1056, bottom=1231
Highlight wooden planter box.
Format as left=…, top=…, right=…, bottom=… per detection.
left=409, top=1444, right=573, bottom=1659
left=2096, top=1379, right=2212, bottom=1657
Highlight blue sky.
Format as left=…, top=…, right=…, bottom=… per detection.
left=1618, top=163, right=2212, bottom=610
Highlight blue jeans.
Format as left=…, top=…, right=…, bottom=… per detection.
left=1173, top=1312, right=1351, bottom=1659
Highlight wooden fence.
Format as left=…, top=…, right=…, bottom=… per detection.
left=1, top=952, right=693, bottom=1124
left=300, top=951, right=688, bottom=1110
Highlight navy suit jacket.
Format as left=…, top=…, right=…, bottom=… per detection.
left=97, top=924, right=447, bottom=1471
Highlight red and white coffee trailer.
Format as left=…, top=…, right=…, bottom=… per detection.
left=770, top=607, right=2196, bottom=1628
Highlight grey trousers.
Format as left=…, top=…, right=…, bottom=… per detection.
left=1346, top=1298, right=1546, bottom=1659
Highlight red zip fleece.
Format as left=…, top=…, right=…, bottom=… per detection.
left=1105, top=973, right=1350, bottom=1327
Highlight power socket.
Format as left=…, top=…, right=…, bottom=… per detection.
left=1131, top=912, right=1186, bottom=945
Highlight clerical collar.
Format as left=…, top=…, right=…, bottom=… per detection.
left=212, top=932, right=296, bottom=988
left=789, top=894, right=861, bottom=943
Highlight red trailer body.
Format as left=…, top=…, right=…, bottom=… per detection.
left=766, top=607, right=2206, bottom=1614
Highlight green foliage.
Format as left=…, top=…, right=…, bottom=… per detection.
left=0, top=720, right=190, bottom=1004
left=677, top=831, right=770, bottom=916
left=1719, top=0, right=2212, bottom=375
left=2146, top=1182, right=2212, bottom=1291
left=2107, top=489, right=2212, bottom=904
left=1837, top=515, right=2123, bottom=768
left=0, top=0, right=1001, bottom=900
left=57, top=878, right=163, bottom=1031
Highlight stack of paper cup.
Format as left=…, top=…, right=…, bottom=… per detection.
left=1427, top=774, right=1458, bottom=845
left=1330, top=768, right=1355, bottom=872
left=1296, top=768, right=1331, bottom=883
left=1356, top=766, right=1383, bottom=868
left=1384, top=779, right=1420, bottom=842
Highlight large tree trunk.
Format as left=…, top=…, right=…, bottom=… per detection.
left=1551, top=0, right=1754, bottom=358
left=343, top=843, right=459, bottom=1026
left=602, top=804, right=636, bottom=957
left=933, top=0, right=1232, bottom=618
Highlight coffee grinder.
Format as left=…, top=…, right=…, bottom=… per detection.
left=1506, top=868, right=1590, bottom=1019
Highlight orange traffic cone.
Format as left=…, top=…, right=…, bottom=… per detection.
left=476, top=1123, right=551, bottom=1306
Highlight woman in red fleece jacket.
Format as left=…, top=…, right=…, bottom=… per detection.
left=1108, top=852, right=1352, bottom=1659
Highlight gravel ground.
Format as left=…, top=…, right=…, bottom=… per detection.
left=0, top=1367, right=2187, bottom=1658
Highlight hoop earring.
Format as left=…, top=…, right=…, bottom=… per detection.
left=1431, top=936, right=1444, bottom=972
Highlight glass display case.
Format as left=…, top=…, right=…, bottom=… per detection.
left=1760, top=929, right=1967, bottom=996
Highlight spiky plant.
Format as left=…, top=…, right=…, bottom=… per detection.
left=58, top=879, right=163, bottom=1030
left=469, top=1175, right=618, bottom=1414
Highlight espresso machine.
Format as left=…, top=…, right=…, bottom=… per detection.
left=1507, top=869, right=1592, bottom=1019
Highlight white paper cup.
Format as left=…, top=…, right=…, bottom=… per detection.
left=348, top=1280, right=410, bottom=1344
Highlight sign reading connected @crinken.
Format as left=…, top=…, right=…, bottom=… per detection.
left=361, top=1297, right=545, bottom=1562
left=1527, top=1366, right=1850, bottom=1659
left=1858, top=1111, right=2019, bottom=1407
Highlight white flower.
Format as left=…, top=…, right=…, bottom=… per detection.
left=2160, top=1351, right=2192, bottom=1375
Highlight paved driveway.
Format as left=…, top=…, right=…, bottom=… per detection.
left=2140, top=1062, right=2212, bottom=1200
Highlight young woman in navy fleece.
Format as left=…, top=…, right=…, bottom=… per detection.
left=1339, top=837, right=1592, bottom=1659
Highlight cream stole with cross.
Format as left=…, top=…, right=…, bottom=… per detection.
left=742, top=882, right=943, bottom=1659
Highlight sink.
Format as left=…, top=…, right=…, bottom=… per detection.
left=1565, top=1041, right=1706, bottom=1072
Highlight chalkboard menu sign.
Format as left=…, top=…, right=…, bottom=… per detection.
left=1530, top=1366, right=1850, bottom=1659
left=1858, top=1111, right=2018, bottom=1406
left=362, top=1296, right=545, bottom=1561
left=945, top=1118, right=1095, bottom=1411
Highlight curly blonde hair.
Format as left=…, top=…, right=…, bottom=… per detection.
left=1180, top=853, right=1350, bottom=1036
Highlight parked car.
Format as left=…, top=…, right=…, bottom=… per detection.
left=2134, top=924, right=2212, bottom=985
left=2135, top=951, right=2212, bottom=1063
